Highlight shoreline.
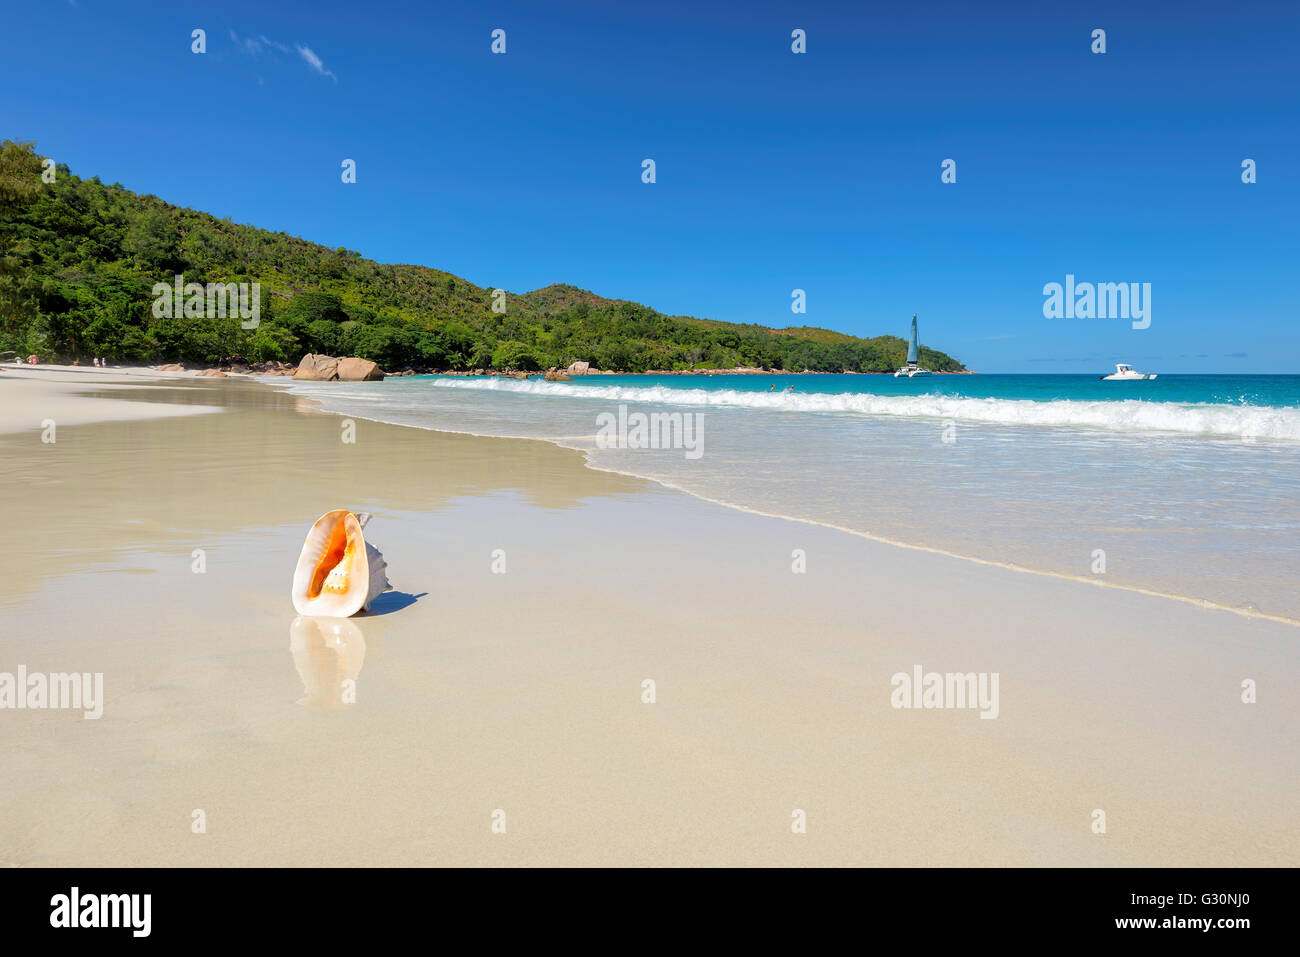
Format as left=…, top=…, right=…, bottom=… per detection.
left=3, top=368, right=1297, bottom=866
left=9, top=364, right=1298, bottom=626
left=254, top=372, right=1300, bottom=628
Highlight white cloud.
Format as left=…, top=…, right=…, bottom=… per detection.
left=296, top=44, right=337, bottom=82
left=229, top=31, right=333, bottom=81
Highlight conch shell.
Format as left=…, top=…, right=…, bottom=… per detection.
left=291, top=509, right=390, bottom=616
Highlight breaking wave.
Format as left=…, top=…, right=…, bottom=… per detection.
left=427, top=377, right=1300, bottom=441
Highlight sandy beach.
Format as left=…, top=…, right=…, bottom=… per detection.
left=1, top=366, right=1296, bottom=867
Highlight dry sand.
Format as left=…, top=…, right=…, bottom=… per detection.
left=0, top=368, right=1296, bottom=866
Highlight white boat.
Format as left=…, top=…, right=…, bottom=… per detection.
left=894, top=314, right=932, bottom=377
left=1100, top=363, right=1157, bottom=381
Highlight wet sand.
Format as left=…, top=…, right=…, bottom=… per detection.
left=0, top=369, right=1296, bottom=866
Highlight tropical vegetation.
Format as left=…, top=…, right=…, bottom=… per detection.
left=0, top=141, right=966, bottom=374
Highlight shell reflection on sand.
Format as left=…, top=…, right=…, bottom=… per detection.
left=289, top=616, right=366, bottom=708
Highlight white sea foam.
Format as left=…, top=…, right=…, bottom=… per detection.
left=424, top=377, right=1300, bottom=441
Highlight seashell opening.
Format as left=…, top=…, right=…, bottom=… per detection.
left=308, top=515, right=358, bottom=600
left=292, top=509, right=390, bottom=617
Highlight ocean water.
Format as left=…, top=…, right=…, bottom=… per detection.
left=271, top=373, right=1300, bottom=621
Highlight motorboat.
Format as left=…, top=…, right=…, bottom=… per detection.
left=1100, top=363, right=1157, bottom=381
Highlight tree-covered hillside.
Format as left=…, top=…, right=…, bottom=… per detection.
left=0, top=142, right=966, bottom=373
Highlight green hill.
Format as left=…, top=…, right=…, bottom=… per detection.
left=0, top=141, right=966, bottom=374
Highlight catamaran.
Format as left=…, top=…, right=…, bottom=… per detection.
left=894, top=314, right=931, bottom=377
left=1100, top=363, right=1157, bottom=381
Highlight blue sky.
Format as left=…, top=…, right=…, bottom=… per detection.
left=5, top=0, right=1297, bottom=371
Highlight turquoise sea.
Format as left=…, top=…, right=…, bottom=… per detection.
left=273, top=373, right=1300, bottom=621
left=500, top=372, right=1300, bottom=413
